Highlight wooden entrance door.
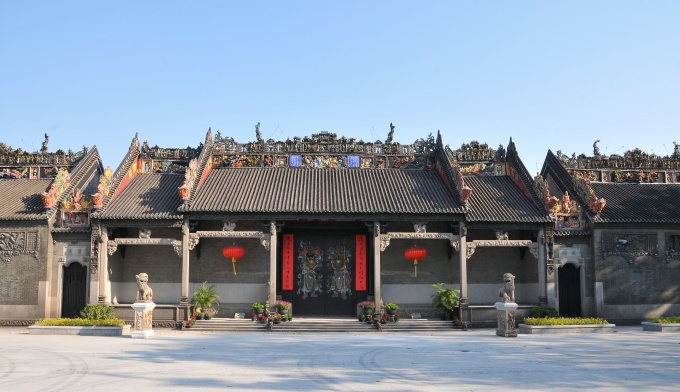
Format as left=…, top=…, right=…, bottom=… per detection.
left=293, top=233, right=355, bottom=316
left=61, top=263, right=87, bottom=318
left=558, top=263, right=581, bottom=317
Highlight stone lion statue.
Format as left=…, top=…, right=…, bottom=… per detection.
left=135, top=273, right=153, bottom=302
left=498, top=273, right=515, bottom=303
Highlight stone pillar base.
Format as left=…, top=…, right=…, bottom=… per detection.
left=131, top=301, right=156, bottom=339
left=495, top=301, right=518, bottom=338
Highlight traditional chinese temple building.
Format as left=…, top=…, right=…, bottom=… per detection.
left=0, top=135, right=104, bottom=323
left=76, top=127, right=551, bottom=326
left=2, top=130, right=678, bottom=327
left=540, top=142, right=680, bottom=320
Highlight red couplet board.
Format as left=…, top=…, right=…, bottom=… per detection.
left=282, top=234, right=295, bottom=290
left=355, top=234, right=367, bottom=291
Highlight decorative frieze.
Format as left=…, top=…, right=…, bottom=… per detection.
left=0, top=231, right=40, bottom=265
left=190, top=230, right=271, bottom=250
left=466, top=240, right=535, bottom=260
left=379, top=232, right=460, bottom=252
left=107, top=238, right=183, bottom=257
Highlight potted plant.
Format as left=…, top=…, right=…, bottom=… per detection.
left=252, top=302, right=265, bottom=321
left=384, top=303, right=399, bottom=315
left=192, top=281, right=220, bottom=319
left=431, top=283, right=460, bottom=321
left=358, top=300, right=375, bottom=315
left=275, top=300, right=292, bottom=315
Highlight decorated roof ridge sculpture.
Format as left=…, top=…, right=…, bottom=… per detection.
left=210, top=124, right=437, bottom=170
left=92, top=134, right=140, bottom=214
left=541, top=149, right=603, bottom=233
left=51, top=147, right=104, bottom=230
left=505, top=137, right=545, bottom=210
left=27, top=142, right=101, bottom=218
left=434, top=132, right=467, bottom=207
left=445, top=139, right=507, bottom=177
left=188, top=129, right=214, bottom=203
left=0, top=133, right=88, bottom=179
left=555, top=140, right=680, bottom=184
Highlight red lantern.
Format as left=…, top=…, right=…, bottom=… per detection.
left=222, top=244, right=245, bottom=275
left=404, top=246, right=427, bottom=277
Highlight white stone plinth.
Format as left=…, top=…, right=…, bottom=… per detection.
left=494, top=301, right=519, bottom=337
left=131, top=301, right=156, bottom=339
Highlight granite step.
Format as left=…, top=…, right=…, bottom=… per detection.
left=186, top=317, right=465, bottom=333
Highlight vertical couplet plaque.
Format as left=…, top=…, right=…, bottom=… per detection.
left=282, top=234, right=294, bottom=290
left=355, top=234, right=367, bottom=291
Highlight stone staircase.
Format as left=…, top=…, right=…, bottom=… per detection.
left=186, top=317, right=465, bottom=333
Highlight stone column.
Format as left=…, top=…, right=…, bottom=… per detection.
left=458, top=221, right=469, bottom=321
left=268, top=221, right=277, bottom=306
left=538, top=228, right=548, bottom=305
left=373, top=222, right=382, bottom=309
left=180, top=221, right=190, bottom=305
left=98, top=225, right=109, bottom=304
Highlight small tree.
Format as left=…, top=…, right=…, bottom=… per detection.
left=192, top=282, right=220, bottom=312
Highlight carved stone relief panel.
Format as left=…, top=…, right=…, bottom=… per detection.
left=601, top=232, right=658, bottom=265
left=0, top=230, right=40, bottom=265
left=665, top=233, right=680, bottom=263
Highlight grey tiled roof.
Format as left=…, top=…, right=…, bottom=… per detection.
left=99, top=173, right=184, bottom=220
left=0, top=179, right=51, bottom=220
left=591, top=182, right=680, bottom=223
left=463, top=176, right=552, bottom=222
left=189, top=168, right=464, bottom=215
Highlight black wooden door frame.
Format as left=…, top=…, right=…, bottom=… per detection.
left=557, top=263, right=582, bottom=317
left=61, top=262, right=88, bottom=318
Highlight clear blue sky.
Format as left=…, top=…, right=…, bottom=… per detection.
left=1, top=1, right=678, bottom=174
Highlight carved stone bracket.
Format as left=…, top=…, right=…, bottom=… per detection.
left=379, top=232, right=460, bottom=252
left=107, top=238, right=183, bottom=257
left=190, top=230, right=271, bottom=250
left=528, top=243, right=539, bottom=259
left=107, top=241, right=118, bottom=256
left=466, top=240, right=534, bottom=260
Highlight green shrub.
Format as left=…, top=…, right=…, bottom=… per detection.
left=252, top=302, right=265, bottom=310
left=384, top=303, right=399, bottom=312
left=648, top=316, right=680, bottom=324
left=528, top=305, right=559, bottom=318
left=192, top=282, right=220, bottom=311
left=524, top=317, right=609, bottom=326
left=431, top=283, right=460, bottom=314
left=79, top=304, right=117, bottom=320
left=36, top=318, right=125, bottom=326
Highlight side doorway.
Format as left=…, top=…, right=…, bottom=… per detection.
left=61, top=262, right=87, bottom=318
left=558, top=263, right=581, bottom=317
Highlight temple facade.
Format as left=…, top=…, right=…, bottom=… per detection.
left=0, top=136, right=103, bottom=323
left=1, top=131, right=678, bottom=326
left=540, top=142, right=680, bottom=320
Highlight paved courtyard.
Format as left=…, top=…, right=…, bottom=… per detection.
left=0, top=326, right=679, bottom=391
